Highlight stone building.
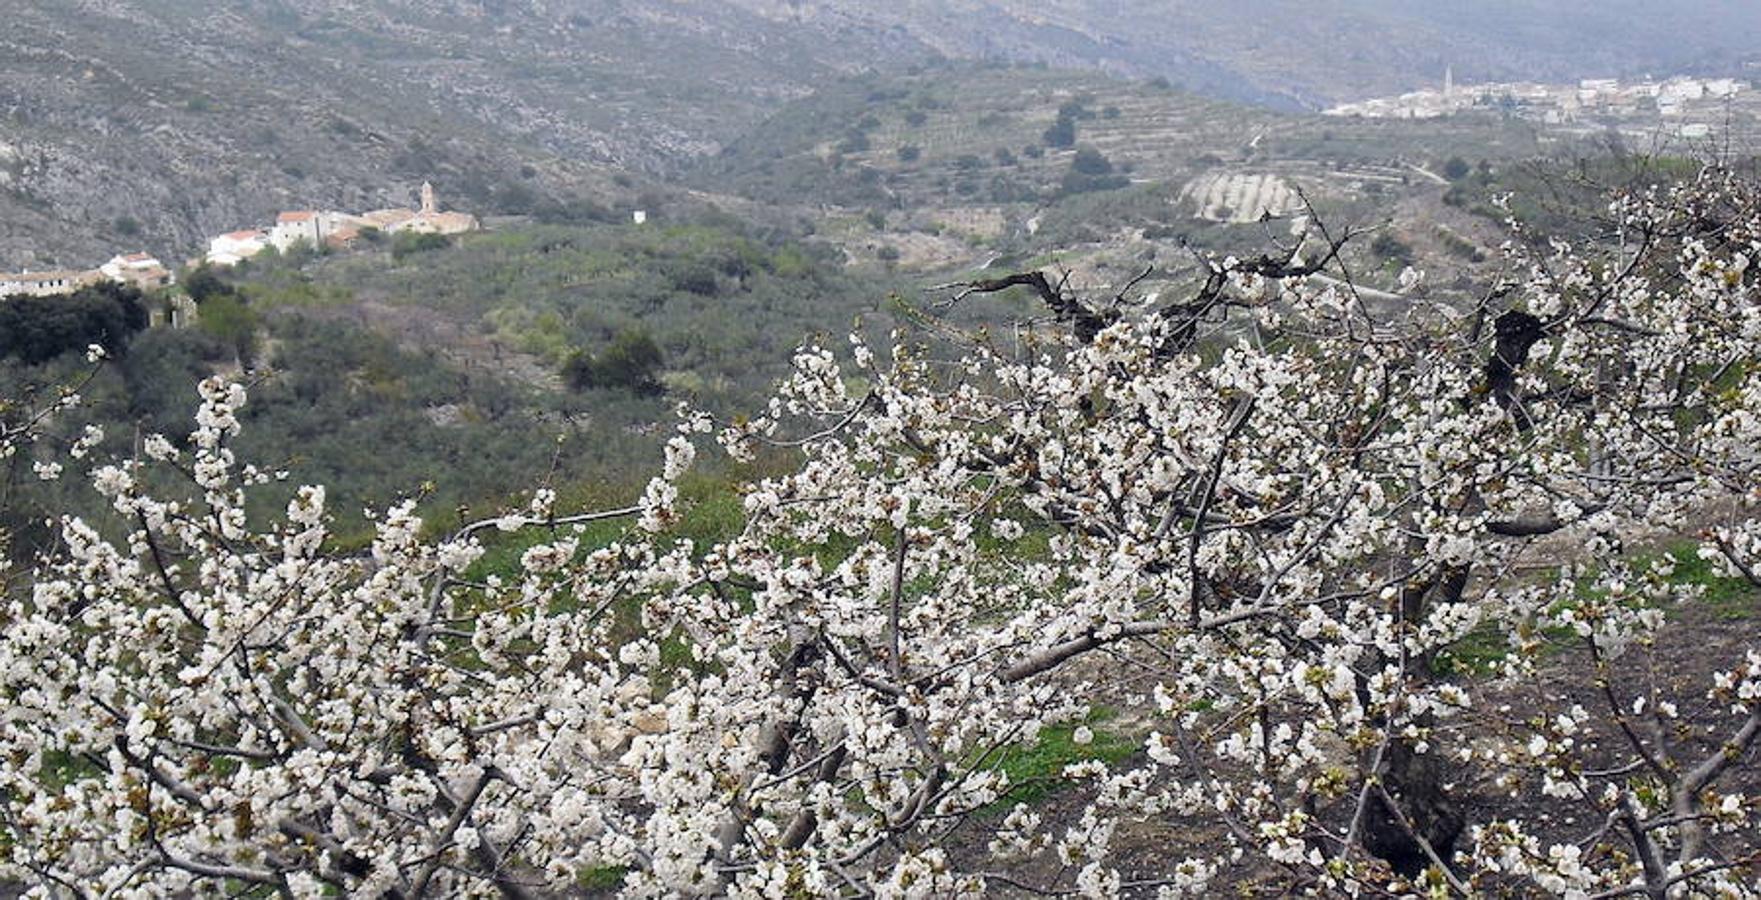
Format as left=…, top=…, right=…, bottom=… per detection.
left=0, top=268, right=102, bottom=298
left=359, top=182, right=480, bottom=236
left=270, top=211, right=324, bottom=252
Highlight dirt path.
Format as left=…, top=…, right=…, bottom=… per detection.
left=1408, top=164, right=1449, bottom=186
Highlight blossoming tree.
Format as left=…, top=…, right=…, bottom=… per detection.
left=2, top=170, right=1759, bottom=898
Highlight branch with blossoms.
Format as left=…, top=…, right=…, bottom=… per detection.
left=3, top=170, right=1761, bottom=898
left=0, top=373, right=686, bottom=897
left=0, top=345, right=110, bottom=576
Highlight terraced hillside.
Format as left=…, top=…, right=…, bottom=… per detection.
left=696, top=64, right=1544, bottom=206
left=687, top=61, right=1544, bottom=295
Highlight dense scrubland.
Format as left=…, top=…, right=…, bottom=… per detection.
left=0, top=213, right=924, bottom=552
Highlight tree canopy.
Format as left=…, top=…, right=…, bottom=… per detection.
left=0, top=282, right=148, bottom=366
left=564, top=328, right=667, bottom=395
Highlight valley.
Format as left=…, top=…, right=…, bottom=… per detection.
left=4, top=7, right=1761, bottom=896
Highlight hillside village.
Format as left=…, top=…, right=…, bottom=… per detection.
left=204, top=182, right=480, bottom=267
left=1328, top=73, right=1756, bottom=144
left=0, top=181, right=479, bottom=304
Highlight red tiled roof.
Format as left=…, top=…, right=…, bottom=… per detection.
left=277, top=211, right=317, bottom=223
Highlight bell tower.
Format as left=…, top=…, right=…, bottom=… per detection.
left=420, top=181, right=437, bottom=215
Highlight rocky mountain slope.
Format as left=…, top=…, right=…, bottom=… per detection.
left=0, top=0, right=925, bottom=268
left=4, top=0, right=1756, bottom=268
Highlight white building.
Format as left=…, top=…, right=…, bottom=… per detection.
left=99, top=252, right=173, bottom=289
left=207, top=230, right=270, bottom=267
left=1660, top=80, right=1706, bottom=103
left=0, top=269, right=101, bottom=298
left=1705, top=78, right=1744, bottom=98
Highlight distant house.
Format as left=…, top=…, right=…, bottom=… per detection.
left=406, top=182, right=480, bottom=235
left=325, top=225, right=363, bottom=250
left=1705, top=78, right=1744, bottom=99
left=0, top=269, right=102, bottom=298
left=1660, top=80, right=1706, bottom=103
left=207, top=229, right=270, bottom=267
left=224, top=180, right=478, bottom=261
left=271, top=211, right=324, bottom=252
left=100, top=252, right=174, bottom=289
left=401, top=210, right=480, bottom=235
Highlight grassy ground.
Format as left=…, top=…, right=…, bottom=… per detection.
left=1436, top=537, right=1759, bottom=677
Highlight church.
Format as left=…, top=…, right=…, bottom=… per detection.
left=357, top=182, right=481, bottom=237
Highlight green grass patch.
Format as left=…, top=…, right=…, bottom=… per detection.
left=577, top=864, right=629, bottom=892
left=40, top=750, right=104, bottom=790
left=1647, top=540, right=1759, bottom=621
left=462, top=472, right=749, bottom=585
left=1433, top=622, right=1513, bottom=677
left=1436, top=538, right=1761, bottom=677
left=977, top=708, right=1136, bottom=811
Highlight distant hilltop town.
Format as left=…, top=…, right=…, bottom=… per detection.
left=1326, top=72, right=1752, bottom=137
left=0, top=180, right=479, bottom=300
left=205, top=181, right=480, bottom=267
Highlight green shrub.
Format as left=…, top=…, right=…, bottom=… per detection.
left=1042, top=116, right=1076, bottom=149
left=391, top=231, right=451, bottom=260
left=1370, top=232, right=1415, bottom=266
left=1070, top=146, right=1113, bottom=176
left=196, top=292, right=261, bottom=366
left=564, top=329, right=666, bottom=395
left=836, top=130, right=871, bottom=154
left=1057, top=146, right=1128, bottom=196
